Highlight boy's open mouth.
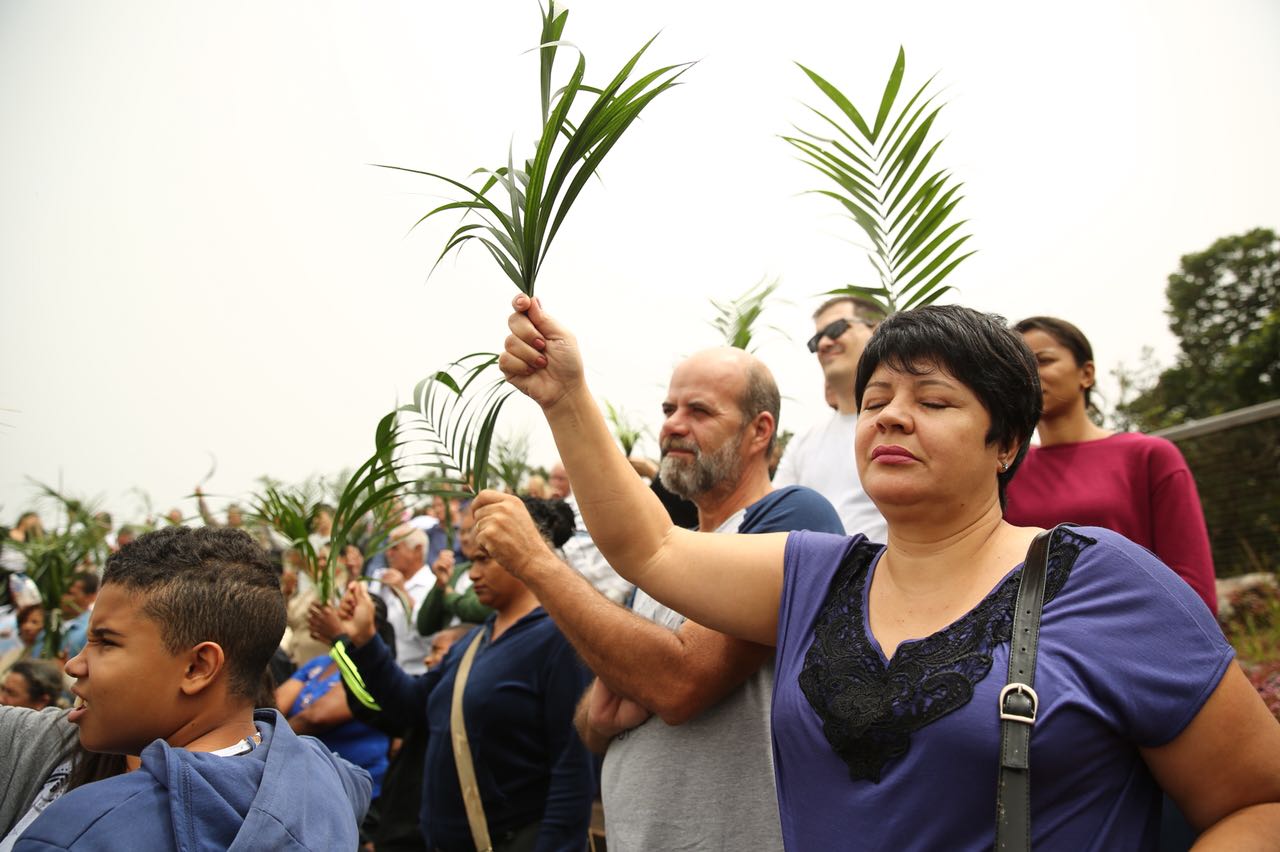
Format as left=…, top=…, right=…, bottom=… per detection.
left=68, top=694, right=89, bottom=723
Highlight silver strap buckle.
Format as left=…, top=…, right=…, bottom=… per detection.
left=998, top=682, right=1039, bottom=725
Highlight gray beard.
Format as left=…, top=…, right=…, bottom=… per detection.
left=658, top=435, right=744, bottom=501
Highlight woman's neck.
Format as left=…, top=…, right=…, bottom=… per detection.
left=492, top=594, right=539, bottom=640
left=872, top=505, right=1042, bottom=659
left=1037, top=401, right=1112, bottom=446
left=881, top=505, right=1008, bottom=590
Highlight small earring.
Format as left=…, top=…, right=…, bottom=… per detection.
left=999, top=459, right=1010, bottom=472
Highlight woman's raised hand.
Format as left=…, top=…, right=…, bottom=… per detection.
left=500, top=295, right=583, bottom=410
left=335, top=581, right=378, bottom=648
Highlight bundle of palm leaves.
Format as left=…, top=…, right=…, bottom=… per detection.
left=250, top=412, right=412, bottom=605
left=784, top=48, right=974, bottom=314
left=389, top=2, right=688, bottom=492
left=385, top=2, right=689, bottom=296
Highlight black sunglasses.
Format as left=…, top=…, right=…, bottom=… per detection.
left=807, top=318, right=852, bottom=353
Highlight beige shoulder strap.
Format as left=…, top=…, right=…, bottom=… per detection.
left=451, top=630, right=493, bottom=852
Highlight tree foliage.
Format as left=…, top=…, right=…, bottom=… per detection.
left=1118, top=228, right=1280, bottom=431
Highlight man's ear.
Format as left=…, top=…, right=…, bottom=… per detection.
left=180, top=641, right=227, bottom=697
left=749, top=412, right=776, bottom=456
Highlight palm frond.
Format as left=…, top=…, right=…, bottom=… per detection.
left=785, top=48, right=974, bottom=314
left=398, top=353, right=515, bottom=497
left=708, top=277, right=787, bottom=352
left=379, top=1, right=690, bottom=296
left=250, top=411, right=418, bottom=604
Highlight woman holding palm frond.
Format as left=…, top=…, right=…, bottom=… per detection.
left=327, top=497, right=592, bottom=852
left=476, top=295, right=1280, bottom=851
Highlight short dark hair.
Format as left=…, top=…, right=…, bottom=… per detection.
left=16, top=603, right=44, bottom=629
left=1013, top=315, right=1096, bottom=407
left=813, top=295, right=887, bottom=325
left=521, top=498, right=577, bottom=549
left=70, top=571, right=99, bottom=595
left=737, top=360, right=781, bottom=456
left=103, top=526, right=286, bottom=700
left=11, top=659, right=62, bottom=706
left=854, top=305, right=1041, bottom=507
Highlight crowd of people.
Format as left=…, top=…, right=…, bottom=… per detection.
left=0, top=294, right=1274, bottom=851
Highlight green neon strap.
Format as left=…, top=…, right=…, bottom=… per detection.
left=331, top=639, right=381, bottom=711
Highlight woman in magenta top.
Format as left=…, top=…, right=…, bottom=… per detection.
left=1004, top=317, right=1217, bottom=612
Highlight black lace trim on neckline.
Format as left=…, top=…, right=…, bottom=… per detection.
left=797, top=528, right=1094, bottom=783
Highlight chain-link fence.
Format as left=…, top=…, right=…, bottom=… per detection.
left=1157, top=399, right=1280, bottom=578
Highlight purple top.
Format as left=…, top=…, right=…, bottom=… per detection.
left=772, top=526, right=1232, bottom=851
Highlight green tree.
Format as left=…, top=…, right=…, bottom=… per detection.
left=1118, top=228, right=1279, bottom=431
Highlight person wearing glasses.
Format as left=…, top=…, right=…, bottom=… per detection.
left=773, top=295, right=888, bottom=542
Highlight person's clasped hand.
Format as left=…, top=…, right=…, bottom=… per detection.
left=470, top=491, right=554, bottom=581
left=500, top=295, right=585, bottom=409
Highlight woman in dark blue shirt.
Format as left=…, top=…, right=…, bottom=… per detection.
left=331, top=498, right=593, bottom=852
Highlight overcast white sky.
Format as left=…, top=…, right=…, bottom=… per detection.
left=2, top=0, right=1277, bottom=527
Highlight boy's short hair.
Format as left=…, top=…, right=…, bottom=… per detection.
left=104, top=526, right=286, bottom=700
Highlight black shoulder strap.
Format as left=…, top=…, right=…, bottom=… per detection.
left=995, top=525, right=1058, bottom=851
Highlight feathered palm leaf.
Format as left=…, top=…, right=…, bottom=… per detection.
left=398, top=353, right=515, bottom=497
left=783, top=48, right=974, bottom=314
left=379, top=2, right=690, bottom=297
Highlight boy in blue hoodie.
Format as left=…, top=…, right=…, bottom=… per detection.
left=15, top=526, right=372, bottom=851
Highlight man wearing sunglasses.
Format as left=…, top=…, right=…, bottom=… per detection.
left=772, top=295, right=889, bottom=543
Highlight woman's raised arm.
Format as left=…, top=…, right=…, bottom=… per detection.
left=479, top=295, right=786, bottom=645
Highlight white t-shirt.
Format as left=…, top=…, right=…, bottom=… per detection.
left=377, top=567, right=434, bottom=675
left=562, top=495, right=633, bottom=604
left=772, top=411, right=887, bottom=543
